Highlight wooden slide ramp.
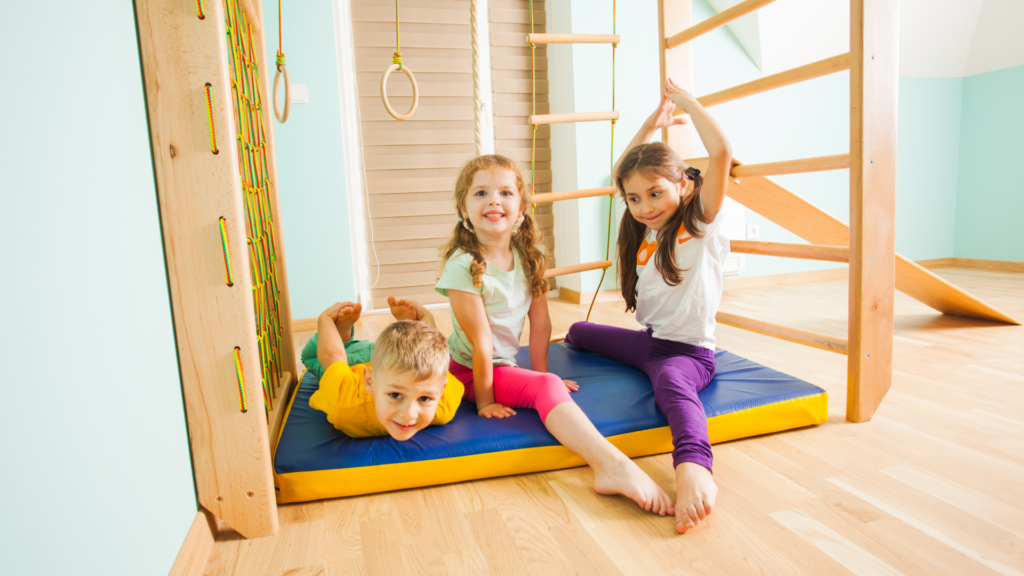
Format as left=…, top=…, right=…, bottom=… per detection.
left=688, top=157, right=1020, bottom=325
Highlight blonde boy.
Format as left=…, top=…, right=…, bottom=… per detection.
left=309, top=298, right=463, bottom=441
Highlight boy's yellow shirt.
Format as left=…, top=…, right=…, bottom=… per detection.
left=308, top=361, right=464, bottom=438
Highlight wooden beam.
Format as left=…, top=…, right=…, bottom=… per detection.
left=532, top=187, right=617, bottom=204
left=530, top=111, right=619, bottom=125
left=136, top=0, right=279, bottom=538
left=730, top=153, right=850, bottom=178
left=545, top=260, right=612, bottom=279
left=659, top=0, right=695, bottom=156
left=677, top=53, right=850, bottom=112
left=730, top=240, right=849, bottom=263
left=716, top=312, right=849, bottom=355
left=526, top=33, right=620, bottom=44
left=847, top=0, right=898, bottom=423
left=666, top=0, right=778, bottom=49
left=687, top=157, right=1020, bottom=326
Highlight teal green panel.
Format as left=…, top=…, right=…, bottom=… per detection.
left=263, top=1, right=357, bottom=318
left=955, top=65, right=1024, bottom=262
left=1, top=2, right=195, bottom=574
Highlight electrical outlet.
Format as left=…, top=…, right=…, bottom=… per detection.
left=746, top=224, right=760, bottom=240
left=290, top=84, right=309, bottom=103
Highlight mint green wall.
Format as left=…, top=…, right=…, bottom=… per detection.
left=955, top=65, right=1024, bottom=262
left=897, top=77, right=963, bottom=260
left=568, top=0, right=662, bottom=291
left=0, top=2, right=196, bottom=574
left=262, top=1, right=357, bottom=318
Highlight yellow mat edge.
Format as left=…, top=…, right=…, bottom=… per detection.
left=274, top=391, right=828, bottom=503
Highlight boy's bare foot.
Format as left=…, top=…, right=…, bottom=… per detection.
left=387, top=296, right=424, bottom=322
left=334, top=302, right=361, bottom=343
left=674, top=462, right=717, bottom=533
left=593, top=456, right=675, bottom=516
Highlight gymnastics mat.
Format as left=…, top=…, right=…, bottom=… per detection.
left=273, top=343, right=827, bottom=503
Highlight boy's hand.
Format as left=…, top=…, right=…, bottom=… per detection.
left=478, top=403, right=517, bottom=419
left=321, top=302, right=346, bottom=322
left=563, top=379, right=579, bottom=392
left=646, top=94, right=690, bottom=131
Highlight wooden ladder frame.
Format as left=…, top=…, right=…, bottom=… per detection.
left=135, top=0, right=297, bottom=538
left=657, top=0, right=1018, bottom=424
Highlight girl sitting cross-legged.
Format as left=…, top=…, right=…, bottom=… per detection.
left=435, top=154, right=674, bottom=516
left=566, top=78, right=733, bottom=534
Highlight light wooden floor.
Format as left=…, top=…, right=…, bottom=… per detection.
left=203, top=268, right=1024, bottom=576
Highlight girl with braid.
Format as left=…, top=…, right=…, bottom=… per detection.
left=566, top=78, right=733, bottom=534
left=436, top=155, right=674, bottom=516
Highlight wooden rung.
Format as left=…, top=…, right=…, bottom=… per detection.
left=550, top=331, right=568, bottom=343
left=677, top=53, right=850, bottom=113
left=730, top=153, right=850, bottom=178
left=530, top=111, right=619, bottom=125
left=730, top=240, right=849, bottom=263
left=545, top=260, right=612, bottom=279
left=717, top=311, right=848, bottom=355
left=666, top=0, right=777, bottom=49
left=532, top=187, right=617, bottom=204
left=527, top=33, right=621, bottom=44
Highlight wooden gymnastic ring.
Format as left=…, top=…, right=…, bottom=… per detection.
left=380, top=64, right=419, bottom=121
left=273, top=64, right=290, bottom=123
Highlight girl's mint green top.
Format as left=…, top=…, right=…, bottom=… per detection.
left=435, top=249, right=532, bottom=368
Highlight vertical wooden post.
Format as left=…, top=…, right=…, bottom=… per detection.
left=135, top=0, right=278, bottom=537
left=847, top=0, right=898, bottom=422
left=658, top=0, right=695, bottom=158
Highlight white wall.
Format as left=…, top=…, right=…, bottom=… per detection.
left=0, top=2, right=197, bottom=574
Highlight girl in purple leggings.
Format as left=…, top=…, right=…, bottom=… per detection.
left=567, top=78, right=733, bottom=534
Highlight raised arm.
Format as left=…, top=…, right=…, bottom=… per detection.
left=316, top=303, right=349, bottom=370
left=613, top=96, right=689, bottom=180
left=448, top=290, right=517, bottom=418
left=665, top=78, right=733, bottom=222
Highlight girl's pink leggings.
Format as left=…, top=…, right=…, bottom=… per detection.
left=448, top=359, right=573, bottom=422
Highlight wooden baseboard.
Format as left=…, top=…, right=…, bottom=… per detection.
left=169, top=510, right=216, bottom=576
left=291, top=317, right=317, bottom=333
left=917, top=257, right=1024, bottom=273
left=558, top=287, right=623, bottom=305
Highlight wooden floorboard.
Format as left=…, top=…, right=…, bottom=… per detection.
left=205, top=267, right=1024, bottom=575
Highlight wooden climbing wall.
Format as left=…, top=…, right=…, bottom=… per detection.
left=490, top=0, right=557, bottom=276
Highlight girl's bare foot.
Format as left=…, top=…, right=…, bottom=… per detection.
left=334, top=302, right=361, bottom=343
left=674, top=462, right=717, bottom=533
left=593, top=456, right=675, bottom=516
left=387, top=296, right=422, bottom=321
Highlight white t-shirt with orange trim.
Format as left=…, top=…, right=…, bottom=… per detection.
left=634, top=209, right=730, bottom=350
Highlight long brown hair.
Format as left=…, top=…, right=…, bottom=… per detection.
left=438, top=155, right=549, bottom=299
left=616, top=142, right=706, bottom=312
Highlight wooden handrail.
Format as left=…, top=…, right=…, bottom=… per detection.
left=731, top=153, right=850, bottom=178
left=717, top=311, right=849, bottom=355
left=730, top=240, right=849, bottom=263
left=676, top=53, right=850, bottom=113
left=531, top=111, right=620, bottom=125
left=527, top=33, right=620, bottom=44
left=666, top=0, right=777, bottom=49
left=545, top=260, right=612, bottom=279
left=532, top=187, right=617, bottom=204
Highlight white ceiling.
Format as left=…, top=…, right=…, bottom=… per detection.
left=706, top=0, right=1024, bottom=78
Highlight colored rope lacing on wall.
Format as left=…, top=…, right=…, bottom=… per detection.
left=223, top=0, right=284, bottom=415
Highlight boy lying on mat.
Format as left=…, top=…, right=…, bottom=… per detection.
left=308, top=298, right=464, bottom=441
